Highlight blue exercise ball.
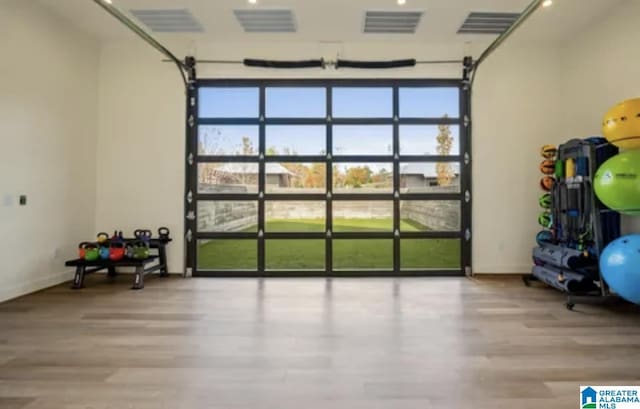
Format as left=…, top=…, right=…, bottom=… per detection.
left=600, top=234, right=640, bottom=305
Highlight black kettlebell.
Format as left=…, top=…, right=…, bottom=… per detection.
left=158, top=227, right=170, bottom=240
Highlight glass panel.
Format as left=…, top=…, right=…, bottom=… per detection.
left=333, top=239, right=393, bottom=270
left=333, top=163, right=393, bottom=194
left=266, top=87, right=326, bottom=118
left=400, top=201, right=461, bottom=232
left=400, top=162, right=460, bottom=193
left=333, top=201, right=393, bottom=232
left=266, top=240, right=325, bottom=270
left=198, top=87, right=259, bottom=118
left=265, top=163, right=326, bottom=194
left=198, top=125, right=259, bottom=156
left=400, top=125, right=460, bottom=156
left=198, top=163, right=259, bottom=194
left=197, top=201, right=258, bottom=233
left=333, top=126, right=393, bottom=156
left=265, top=201, right=325, bottom=232
left=399, top=87, right=459, bottom=118
left=400, top=239, right=461, bottom=269
left=332, top=88, right=393, bottom=118
left=266, top=126, right=326, bottom=156
left=198, top=239, right=257, bottom=270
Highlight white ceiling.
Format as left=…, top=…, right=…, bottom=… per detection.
left=38, top=0, right=622, bottom=47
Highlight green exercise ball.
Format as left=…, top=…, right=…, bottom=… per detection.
left=594, top=150, right=640, bottom=215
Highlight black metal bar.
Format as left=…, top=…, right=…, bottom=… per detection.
left=393, top=86, right=401, bottom=275
left=258, top=85, right=266, bottom=275
left=460, top=77, right=473, bottom=276
left=196, top=231, right=460, bottom=240
left=91, top=0, right=187, bottom=84
left=194, top=269, right=462, bottom=277
left=169, top=59, right=463, bottom=67
left=184, top=58, right=198, bottom=277
left=326, top=86, right=334, bottom=275
left=197, top=79, right=462, bottom=87
left=198, top=117, right=460, bottom=125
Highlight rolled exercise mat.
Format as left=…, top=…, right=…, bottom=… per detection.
left=531, top=265, right=598, bottom=293
left=532, top=243, right=594, bottom=270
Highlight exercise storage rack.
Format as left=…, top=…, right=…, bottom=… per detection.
left=524, top=138, right=621, bottom=309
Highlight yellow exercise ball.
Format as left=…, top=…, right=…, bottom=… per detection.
left=602, top=97, right=640, bottom=149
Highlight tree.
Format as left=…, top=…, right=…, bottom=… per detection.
left=436, top=115, right=454, bottom=186
left=240, top=136, right=256, bottom=155
left=345, top=166, right=372, bottom=188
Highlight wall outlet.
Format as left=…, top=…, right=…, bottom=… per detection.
left=19, top=195, right=27, bottom=206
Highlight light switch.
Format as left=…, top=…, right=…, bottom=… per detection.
left=2, top=194, right=12, bottom=207
left=19, top=195, right=27, bottom=206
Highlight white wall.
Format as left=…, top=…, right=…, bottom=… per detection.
left=0, top=1, right=99, bottom=301
left=96, top=39, right=563, bottom=274
left=562, top=0, right=640, bottom=234
left=472, top=43, right=564, bottom=273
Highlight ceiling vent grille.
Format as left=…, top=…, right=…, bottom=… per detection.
left=233, top=9, right=297, bottom=33
left=458, top=12, right=520, bottom=34
left=363, top=11, right=423, bottom=34
left=130, top=9, right=204, bottom=33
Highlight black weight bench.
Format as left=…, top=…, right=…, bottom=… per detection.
left=66, top=257, right=167, bottom=290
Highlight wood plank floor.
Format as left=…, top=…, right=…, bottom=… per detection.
left=1, top=275, right=639, bottom=409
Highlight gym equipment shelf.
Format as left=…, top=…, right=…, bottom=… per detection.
left=66, top=237, right=172, bottom=290
left=525, top=138, right=621, bottom=310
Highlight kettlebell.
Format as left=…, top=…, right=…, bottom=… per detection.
left=84, top=244, right=100, bottom=261
left=99, top=245, right=110, bottom=260
left=109, top=242, right=125, bottom=261
left=133, top=241, right=150, bottom=260
left=158, top=227, right=170, bottom=240
left=96, top=232, right=109, bottom=244
left=78, top=242, right=91, bottom=259
left=125, top=243, right=135, bottom=259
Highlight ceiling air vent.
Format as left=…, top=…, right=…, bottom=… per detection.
left=129, top=9, right=204, bottom=33
left=364, top=11, right=423, bottom=34
left=458, top=12, right=520, bottom=34
left=234, top=9, right=297, bottom=33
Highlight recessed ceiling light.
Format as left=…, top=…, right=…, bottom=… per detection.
left=248, top=0, right=257, bottom=4
left=397, top=0, right=407, bottom=5
left=542, top=0, right=553, bottom=7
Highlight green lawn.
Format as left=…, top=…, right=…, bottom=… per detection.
left=198, top=218, right=460, bottom=270
left=261, top=218, right=430, bottom=232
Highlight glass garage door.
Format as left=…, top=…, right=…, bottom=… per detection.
left=187, top=80, right=471, bottom=276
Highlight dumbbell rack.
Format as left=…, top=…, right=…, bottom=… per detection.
left=524, top=138, right=621, bottom=310
left=66, top=236, right=172, bottom=290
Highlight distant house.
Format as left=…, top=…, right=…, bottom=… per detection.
left=400, top=163, right=459, bottom=188
left=207, top=163, right=293, bottom=187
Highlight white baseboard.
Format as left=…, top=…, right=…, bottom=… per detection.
left=473, top=265, right=532, bottom=274
left=0, top=270, right=75, bottom=303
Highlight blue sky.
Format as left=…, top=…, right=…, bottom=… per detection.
left=199, top=86, right=459, bottom=119
left=198, top=86, right=459, bottom=156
